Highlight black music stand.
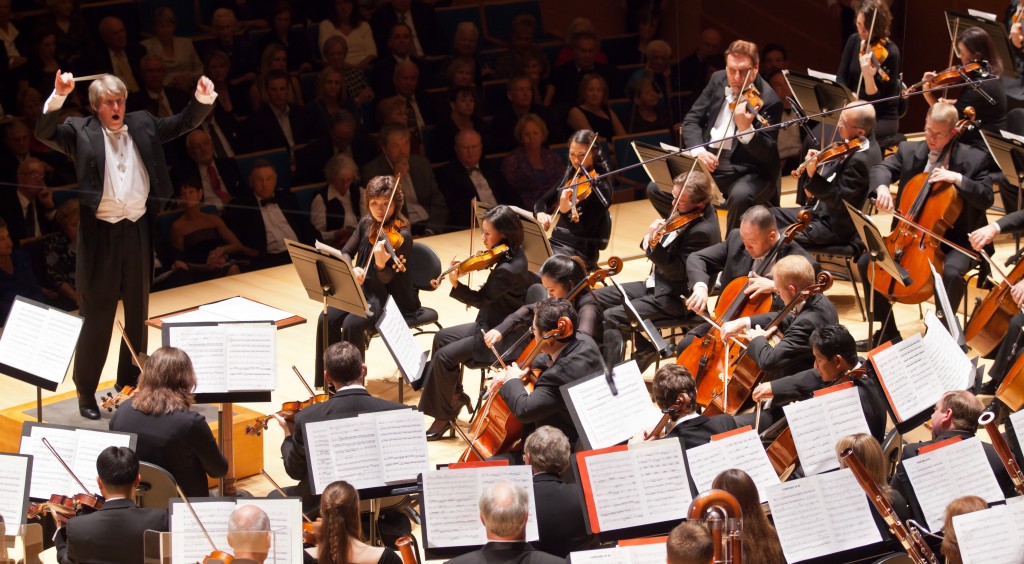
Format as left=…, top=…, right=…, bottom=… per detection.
left=945, top=11, right=1019, bottom=79
left=607, top=277, right=670, bottom=357
left=630, top=141, right=724, bottom=205
left=473, top=200, right=553, bottom=274
left=981, top=130, right=1024, bottom=249
left=783, top=69, right=856, bottom=129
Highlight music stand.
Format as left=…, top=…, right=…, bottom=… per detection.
left=473, top=201, right=553, bottom=274
left=783, top=69, right=856, bottom=129
left=630, top=141, right=724, bottom=205
left=843, top=201, right=912, bottom=346
left=982, top=130, right=1024, bottom=221
left=607, top=277, right=670, bottom=357
left=945, top=11, right=1019, bottom=79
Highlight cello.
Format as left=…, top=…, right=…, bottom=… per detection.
left=869, top=107, right=977, bottom=304
left=964, top=252, right=1024, bottom=356
left=699, top=271, right=833, bottom=416
left=677, top=211, right=812, bottom=392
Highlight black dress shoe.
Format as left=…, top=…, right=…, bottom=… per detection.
left=425, top=420, right=453, bottom=441
left=79, top=406, right=101, bottom=420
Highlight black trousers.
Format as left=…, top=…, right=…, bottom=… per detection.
left=772, top=206, right=846, bottom=246
left=313, top=296, right=383, bottom=387
left=594, top=281, right=692, bottom=366
left=714, top=168, right=777, bottom=232
left=74, top=217, right=151, bottom=407
left=418, top=322, right=480, bottom=421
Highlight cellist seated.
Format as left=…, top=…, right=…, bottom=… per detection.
left=630, top=364, right=737, bottom=449
left=486, top=298, right=605, bottom=461
left=719, top=255, right=839, bottom=380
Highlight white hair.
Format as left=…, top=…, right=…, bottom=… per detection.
left=88, top=75, right=127, bottom=109
left=479, top=482, right=529, bottom=537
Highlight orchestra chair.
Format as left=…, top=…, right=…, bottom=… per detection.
left=802, top=241, right=867, bottom=321
left=135, top=462, right=178, bottom=509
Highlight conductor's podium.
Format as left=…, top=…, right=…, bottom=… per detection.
left=0, top=381, right=264, bottom=489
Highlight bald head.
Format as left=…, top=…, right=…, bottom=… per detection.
left=479, top=482, right=529, bottom=540
left=227, top=505, right=272, bottom=559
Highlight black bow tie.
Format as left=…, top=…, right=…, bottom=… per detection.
left=259, top=197, right=278, bottom=207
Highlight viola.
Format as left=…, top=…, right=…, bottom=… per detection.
left=792, top=136, right=866, bottom=178
left=869, top=107, right=976, bottom=304
left=246, top=393, right=332, bottom=436
left=430, top=244, right=509, bottom=289
left=100, top=385, right=136, bottom=412
left=728, top=84, right=769, bottom=127
left=27, top=492, right=104, bottom=520
left=905, top=61, right=987, bottom=94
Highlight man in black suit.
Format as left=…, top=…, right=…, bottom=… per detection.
left=223, top=160, right=315, bottom=269
left=492, top=298, right=605, bottom=449
left=370, top=0, right=448, bottom=58
left=36, top=71, right=214, bottom=419
left=773, top=102, right=881, bottom=246
left=126, top=55, right=189, bottom=117
left=246, top=70, right=310, bottom=153
left=719, top=254, right=838, bottom=380
left=79, top=17, right=145, bottom=94
left=0, top=120, right=74, bottom=187
left=178, top=129, right=243, bottom=211
left=205, top=8, right=258, bottom=85
left=550, top=32, right=618, bottom=111
left=522, top=426, right=593, bottom=557
left=436, top=129, right=520, bottom=229
left=278, top=342, right=409, bottom=511
left=362, top=124, right=447, bottom=234
left=676, top=28, right=725, bottom=98
left=489, top=76, right=558, bottom=154
left=857, top=100, right=993, bottom=348
left=54, top=446, right=168, bottom=564
left=682, top=39, right=782, bottom=232
left=370, top=23, right=421, bottom=100
left=447, top=482, right=564, bottom=564
left=748, top=324, right=888, bottom=440
left=645, top=364, right=737, bottom=449
left=596, top=170, right=721, bottom=370
left=0, top=158, right=58, bottom=242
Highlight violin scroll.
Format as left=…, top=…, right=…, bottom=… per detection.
left=100, top=385, right=135, bottom=412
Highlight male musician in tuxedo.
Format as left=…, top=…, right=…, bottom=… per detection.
left=362, top=124, right=447, bottom=234
left=773, top=101, right=882, bottom=246
left=223, top=160, right=316, bottom=269
left=857, top=101, right=993, bottom=349
left=667, top=521, right=715, bottom=564
left=890, top=390, right=1018, bottom=522
left=176, top=129, right=243, bottom=212
left=447, top=482, right=563, bottom=564
left=436, top=129, right=521, bottom=229
left=596, top=170, right=721, bottom=371
left=676, top=205, right=815, bottom=354
left=278, top=342, right=409, bottom=512
left=522, top=426, right=593, bottom=557
left=226, top=505, right=272, bottom=564
left=682, top=39, right=783, bottom=232
left=54, top=446, right=168, bottom=564
left=490, top=298, right=605, bottom=450
left=36, top=71, right=215, bottom=419
left=719, top=254, right=839, bottom=380
left=748, top=324, right=889, bottom=440
left=635, top=364, right=737, bottom=448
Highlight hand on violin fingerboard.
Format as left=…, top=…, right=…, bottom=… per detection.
left=272, top=413, right=295, bottom=437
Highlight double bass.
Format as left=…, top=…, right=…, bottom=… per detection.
left=869, top=107, right=977, bottom=303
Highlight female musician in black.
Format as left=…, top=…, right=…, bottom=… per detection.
left=533, top=129, right=613, bottom=269
left=314, top=175, right=420, bottom=381
left=419, top=205, right=533, bottom=439
left=836, top=0, right=901, bottom=142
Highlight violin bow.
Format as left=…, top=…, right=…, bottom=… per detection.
left=363, top=173, right=402, bottom=272
left=116, top=320, right=145, bottom=375
left=659, top=157, right=702, bottom=241
left=174, top=484, right=225, bottom=556
left=292, top=366, right=316, bottom=397
left=945, top=17, right=961, bottom=99
left=41, top=438, right=93, bottom=495
left=855, top=6, right=881, bottom=99
left=549, top=136, right=599, bottom=232
left=713, top=68, right=754, bottom=164
left=260, top=470, right=314, bottom=523
left=890, top=211, right=980, bottom=261
left=481, top=329, right=509, bottom=370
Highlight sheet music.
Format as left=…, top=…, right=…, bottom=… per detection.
left=871, top=311, right=973, bottom=422
left=966, top=9, right=997, bottom=20
left=168, top=325, right=227, bottom=394
left=766, top=469, right=883, bottom=562
left=68, top=429, right=132, bottom=493
left=782, top=387, right=871, bottom=475
left=20, top=427, right=76, bottom=499
left=0, top=298, right=82, bottom=386
left=162, top=310, right=233, bottom=324
left=422, top=465, right=538, bottom=548
left=565, top=361, right=662, bottom=449
left=953, top=501, right=1024, bottom=563
left=902, top=437, right=1005, bottom=531
left=570, top=543, right=667, bottom=564
left=929, top=261, right=962, bottom=344
left=1011, top=410, right=1024, bottom=456
left=315, top=240, right=344, bottom=260
left=224, top=323, right=276, bottom=390
left=170, top=500, right=233, bottom=564
left=0, top=454, right=30, bottom=526
left=198, top=297, right=292, bottom=322
left=1002, top=129, right=1024, bottom=144
left=376, top=296, right=427, bottom=386
left=372, top=410, right=429, bottom=484
left=686, top=429, right=779, bottom=501
left=807, top=68, right=839, bottom=82
left=240, top=498, right=302, bottom=564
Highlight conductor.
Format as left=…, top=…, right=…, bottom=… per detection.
left=35, top=70, right=216, bottom=419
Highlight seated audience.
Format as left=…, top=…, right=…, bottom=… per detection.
left=371, top=23, right=420, bottom=99
left=179, top=129, right=243, bottom=211
left=627, top=39, right=674, bottom=105
left=566, top=73, right=626, bottom=145
left=296, top=110, right=378, bottom=184
left=370, top=0, right=448, bottom=58
left=551, top=31, right=616, bottom=112
left=322, top=35, right=375, bottom=112
left=259, top=2, right=313, bottom=74
left=45, top=199, right=80, bottom=309
left=141, top=7, right=203, bottom=90
left=437, top=129, right=519, bottom=229
left=491, top=75, right=558, bottom=154
left=126, top=55, right=190, bottom=118
left=246, top=70, right=310, bottom=152
left=501, top=114, right=564, bottom=211
left=494, top=15, right=549, bottom=80
left=79, top=17, right=144, bottom=94
left=626, top=77, right=673, bottom=134
left=249, top=43, right=304, bottom=113
left=447, top=22, right=494, bottom=84
left=204, top=49, right=251, bottom=121
left=1, top=157, right=58, bottom=241
left=0, top=218, right=44, bottom=325
left=170, top=180, right=257, bottom=281
left=554, top=19, right=608, bottom=67
left=429, top=87, right=487, bottom=163
left=311, top=154, right=362, bottom=248
left=204, top=8, right=258, bottom=85
left=362, top=124, right=447, bottom=234
left=319, top=0, right=377, bottom=69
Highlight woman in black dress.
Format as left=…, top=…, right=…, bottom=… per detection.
left=836, top=0, right=901, bottom=142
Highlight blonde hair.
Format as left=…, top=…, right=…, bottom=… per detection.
left=725, top=40, right=759, bottom=66
left=773, top=254, right=815, bottom=290
left=927, top=101, right=960, bottom=128
left=836, top=433, right=894, bottom=503
left=941, top=496, right=988, bottom=564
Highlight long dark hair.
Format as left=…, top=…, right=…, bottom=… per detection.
left=318, top=481, right=361, bottom=564
left=711, top=469, right=785, bottom=564
left=359, top=175, right=409, bottom=230
left=131, top=347, right=196, bottom=415
left=539, top=254, right=587, bottom=296
left=958, top=26, right=1003, bottom=76
left=483, top=205, right=524, bottom=251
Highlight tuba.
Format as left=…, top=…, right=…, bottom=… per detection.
left=688, top=489, right=743, bottom=564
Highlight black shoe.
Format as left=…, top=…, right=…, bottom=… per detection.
left=457, top=392, right=474, bottom=415
left=425, top=420, right=453, bottom=441
left=79, top=406, right=101, bottom=420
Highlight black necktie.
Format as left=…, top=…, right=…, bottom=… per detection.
left=259, top=197, right=278, bottom=207
left=25, top=201, right=36, bottom=237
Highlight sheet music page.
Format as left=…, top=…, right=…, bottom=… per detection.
left=871, top=333, right=934, bottom=422
left=581, top=448, right=647, bottom=531
left=966, top=9, right=997, bottom=20
left=69, top=429, right=131, bottom=494
left=315, top=240, right=344, bottom=260
left=902, top=438, right=1005, bottom=531
left=921, top=311, right=973, bottom=392
left=422, top=465, right=538, bottom=548
left=952, top=504, right=1023, bottom=563
left=167, top=325, right=227, bottom=394
left=783, top=387, right=871, bottom=475
left=1010, top=410, right=1024, bottom=455
left=372, top=409, right=428, bottom=484
left=199, top=297, right=293, bottom=322
left=224, top=323, right=276, bottom=391
left=634, top=441, right=692, bottom=524
left=766, top=469, right=882, bottom=562
left=625, top=542, right=669, bottom=564
left=568, top=547, right=620, bottom=563
left=242, top=498, right=302, bottom=564
left=565, top=361, right=663, bottom=449
left=161, top=309, right=233, bottom=324
left=306, top=416, right=383, bottom=493
left=0, top=300, right=82, bottom=385
left=0, top=454, right=29, bottom=525
left=170, top=500, right=233, bottom=564
left=476, top=466, right=539, bottom=541
left=20, top=427, right=77, bottom=498
left=1002, top=129, right=1024, bottom=144
left=376, top=296, right=427, bottom=385
left=928, top=262, right=963, bottom=344
left=686, top=429, right=779, bottom=501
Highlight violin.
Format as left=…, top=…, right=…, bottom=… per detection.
left=246, top=393, right=331, bottom=436
left=645, top=391, right=692, bottom=441
left=905, top=61, right=987, bottom=94
left=869, top=107, right=976, bottom=304
left=27, top=492, right=104, bottom=520
left=727, top=84, right=769, bottom=127
left=650, top=208, right=704, bottom=247
left=100, top=385, right=135, bottom=412
left=456, top=317, right=575, bottom=462
left=176, top=484, right=235, bottom=563
left=565, top=167, right=596, bottom=223
left=430, top=244, right=509, bottom=289
left=860, top=38, right=891, bottom=83
left=368, top=220, right=407, bottom=272
left=203, top=551, right=234, bottom=563
left=792, top=136, right=866, bottom=178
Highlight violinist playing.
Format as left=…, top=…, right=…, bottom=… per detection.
left=595, top=170, right=721, bottom=371
left=857, top=101, right=993, bottom=349
left=54, top=446, right=168, bottom=564
left=682, top=39, right=783, bottom=233
left=313, top=175, right=420, bottom=381
left=773, top=102, right=882, bottom=246
left=534, top=129, right=612, bottom=269
left=631, top=364, right=737, bottom=449
left=487, top=298, right=604, bottom=456
left=419, top=205, right=533, bottom=440
left=279, top=342, right=408, bottom=512
left=837, top=0, right=901, bottom=142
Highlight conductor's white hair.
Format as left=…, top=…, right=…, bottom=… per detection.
left=88, top=75, right=127, bottom=109
left=479, top=481, right=529, bottom=537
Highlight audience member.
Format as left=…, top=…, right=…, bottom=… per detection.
left=677, top=28, right=724, bottom=96
left=370, top=0, right=448, bottom=58
left=170, top=180, right=256, bottom=281
left=1, top=157, right=57, bottom=242
left=80, top=17, right=144, bottom=93
left=310, top=154, right=361, bottom=247
left=45, top=199, right=80, bottom=309
left=522, top=426, right=593, bottom=557
left=666, top=521, right=714, bottom=564
left=447, top=22, right=493, bottom=84
left=21, top=30, right=66, bottom=100
left=319, top=0, right=377, bottom=69
left=141, top=7, right=203, bottom=90
left=490, top=75, right=558, bottom=154
left=297, top=110, right=377, bottom=185
left=554, top=18, right=608, bottom=66
left=444, top=55, right=477, bottom=90
left=551, top=31, right=616, bottom=112
left=179, top=129, right=243, bottom=211
left=501, top=113, right=564, bottom=210
left=250, top=43, right=304, bottom=114
left=320, top=38, right=374, bottom=114
left=127, top=55, right=190, bottom=118
left=204, top=49, right=251, bottom=121
left=205, top=8, right=258, bottom=85
left=523, top=51, right=555, bottom=108
left=362, top=124, right=447, bottom=234
left=494, top=15, right=549, bottom=81
left=760, top=42, right=789, bottom=77
left=0, top=0, right=24, bottom=77
left=429, top=86, right=486, bottom=163
left=711, top=469, right=785, bottom=564
left=39, top=0, right=90, bottom=66
left=259, top=2, right=313, bottom=74
left=941, top=496, right=989, bottom=564
left=313, top=481, right=403, bottom=563
left=437, top=129, right=519, bottom=229
left=566, top=73, right=626, bottom=143
left=1, top=120, right=72, bottom=187
left=246, top=70, right=310, bottom=152
left=630, top=3, right=661, bottom=64
left=370, top=23, right=419, bottom=100
left=0, top=218, right=44, bottom=325
left=447, top=482, right=563, bottom=564
left=626, top=77, right=672, bottom=133
left=226, top=505, right=272, bottom=564
left=391, top=60, right=432, bottom=154
left=627, top=39, right=674, bottom=105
